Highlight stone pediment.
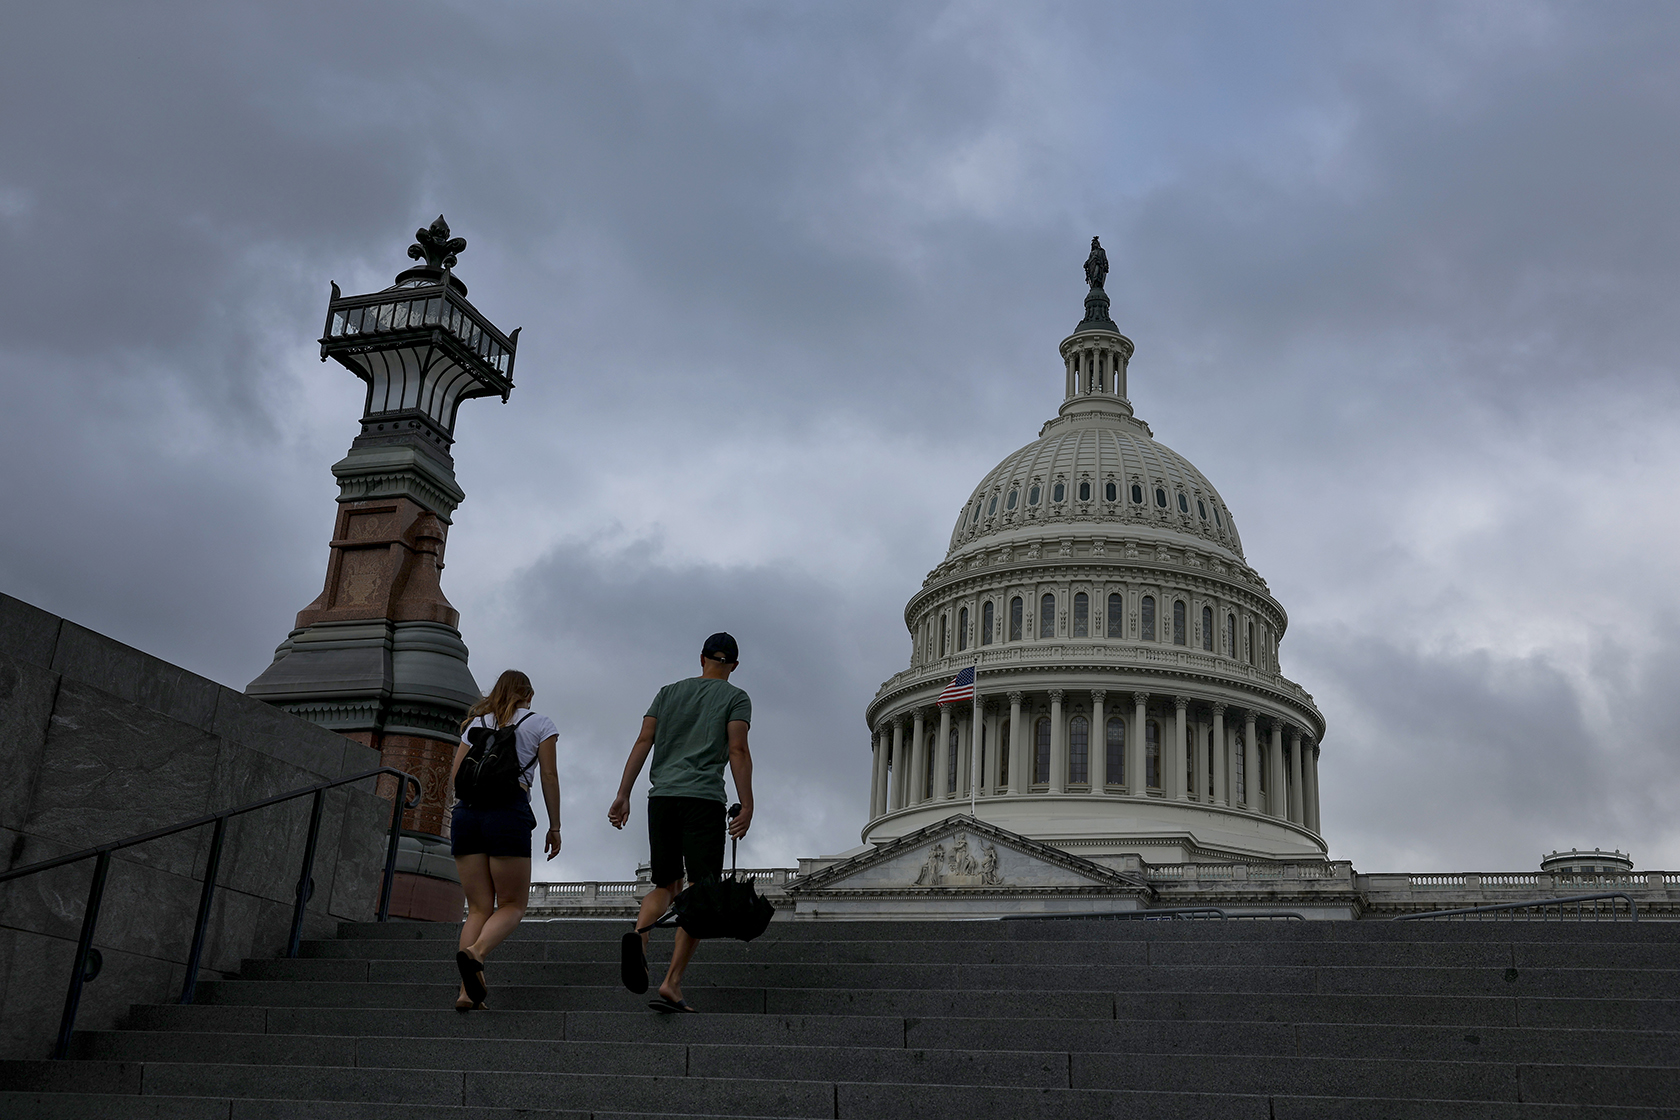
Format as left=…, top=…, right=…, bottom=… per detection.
left=788, top=815, right=1148, bottom=898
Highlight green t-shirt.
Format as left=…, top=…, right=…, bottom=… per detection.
left=644, top=676, right=752, bottom=803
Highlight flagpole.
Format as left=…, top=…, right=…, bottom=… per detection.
left=970, top=655, right=980, bottom=817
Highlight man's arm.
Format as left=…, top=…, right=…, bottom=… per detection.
left=608, top=716, right=658, bottom=830
left=726, top=719, right=753, bottom=839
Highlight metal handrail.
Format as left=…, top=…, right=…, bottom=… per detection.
left=1392, top=892, right=1639, bottom=922
left=0, top=765, right=420, bottom=1058
left=1003, top=907, right=1306, bottom=921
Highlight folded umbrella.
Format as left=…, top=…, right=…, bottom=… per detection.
left=648, top=804, right=776, bottom=942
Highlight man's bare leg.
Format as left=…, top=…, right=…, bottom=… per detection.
left=657, top=928, right=699, bottom=1006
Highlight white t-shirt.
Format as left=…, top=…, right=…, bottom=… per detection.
left=461, top=708, right=559, bottom=795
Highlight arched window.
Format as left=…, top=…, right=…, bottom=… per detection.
left=987, top=495, right=997, bottom=516
left=948, top=727, right=959, bottom=793
left=1078, top=481, right=1091, bottom=501
left=1033, top=717, right=1051, bottom=784
left=971, top=503, right=981, bottom=523
left=1040, top=593, right=1056, bottom=639
left=1029, top=485, right=1041, bottom=505
left=1009, top=597, right=1023, bottom=641
left=1105, top=481, right=1117, bottom=502
left=1106, top=717, right=1124, bottom=786
left=1073, top=592, right=1089, bottom=637
left=1246, top=621, right=1254, bottom=664
left=1007, top=489, right=1018, bottom=511
left=1197, top=499, right=1207, bottom=520
left=1052, top=482, right=1066, bottom=502
left=1131, top=483, right=1143, bottom=504
left=1155, top=487, right=1168, bottom=508
left=1069, top=715, right=1089, bottom=784
left=1213, top=505, right=1223, bottom=527
left=1227, top=613, right=1237, bottom=657
left=957, top=607, right=969, bottom=652
left=1146, top=720, right=1161, bottom=789
left=1107, top=593, right=1124, bottom=638
left=1202, top=606, right=1213, bottom=651
left=1177, top=493, right=1189, bottom=513
left=998, top=721, right=1010, bottom=790
left=1172, top=600, right=1186, bottom=646
left=1141, top=595, right=1156, bottom=641
left=982, top=601, right=994, bottom=645
left=939, top=615, right=948, bottom=658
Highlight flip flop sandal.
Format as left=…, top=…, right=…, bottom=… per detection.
left=620, top=931, right=649, bottom=994
left=455, top=950, right=487, bottom=1004
left=647, top=996, right=696, bottom=1014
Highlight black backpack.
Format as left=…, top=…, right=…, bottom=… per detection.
left=455, top=712, right=535, bottom=808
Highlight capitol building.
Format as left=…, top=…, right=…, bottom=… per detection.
left=859, top=239, right=1323, bottom=868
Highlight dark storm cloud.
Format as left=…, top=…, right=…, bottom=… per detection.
left=4, top=2, right=1679, bottom=873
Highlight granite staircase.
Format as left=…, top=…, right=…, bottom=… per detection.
left=4, top=917, right=1679, bottom=1118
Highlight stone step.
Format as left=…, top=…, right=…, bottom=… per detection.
left=7, top=1053, right=1680, bottom=1110
left=193, top=979, right=1120, bottom=1018
left=298, top=936, right=1680, bottom=969
left=234, top=956, right=1680, bottom=999
left=6, top=1089, right=1679, bottom=1120
left=1112, top=991, right=1680, bottom=1030
left=337, top=919, right=1680, bottom=943
left=80, top=1016, right=1680, bottom=1066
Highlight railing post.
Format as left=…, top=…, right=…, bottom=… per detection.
left=179, top=817, right=227, bottom=1004
left=377, top=776, right=408, bottom=922
left=287, top=789, right=326, bottom=958
left=54, top=850, right=111, bottom=1060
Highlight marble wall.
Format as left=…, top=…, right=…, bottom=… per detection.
left=0, top=593, right=394, bottom=1058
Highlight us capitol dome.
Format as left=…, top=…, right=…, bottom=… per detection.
left=861, top=239, right=1327, bottom=866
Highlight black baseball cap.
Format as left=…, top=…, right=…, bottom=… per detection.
left=702, top=632, right=739, bottom=663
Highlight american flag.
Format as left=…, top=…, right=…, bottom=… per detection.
left=937, top=665, right=976, bottom=705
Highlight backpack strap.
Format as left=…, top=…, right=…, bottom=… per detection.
left=509, top=712, right=540, bottom=785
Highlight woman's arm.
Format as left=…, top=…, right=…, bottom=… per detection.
left=538, top=734, right=560, bottom=859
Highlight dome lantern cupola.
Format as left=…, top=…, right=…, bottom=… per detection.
left=1058, top=236, right=1135, bottom=420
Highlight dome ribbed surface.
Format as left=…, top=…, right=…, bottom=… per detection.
left=946, top=418, right=1244, bottom=560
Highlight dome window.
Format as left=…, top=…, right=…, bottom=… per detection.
left=1172, top=600, right=1186, bottom=645
left=1105, top=481, right=1117, bottom=502
left=1029, top=485, right=1041, bottom=505
left=1107, top=593, right=1123, bottom=637
left=982, top=601, right=994, bottom=645
left=1052, top=482, right=1066, bottom=502
left=957, top=607, right=969, bottom=652
left=1141, top=595, right=1156, bottom=641
left=1078, top=481, right=1090, bottom=501
left=1068, top=716, right=1089, bottom=784
left=1106, top=718, right=1125, bottom=786
left=1213, top=506, right=1222, bottom=527
left=1155, top=487, right=1168, bottom=508
left=1197, top=499, right=1207, bottom=520
left=1009, top=596, right=1023, bottom=640
left=1177, top=493, right=1189, bottom=513
left=987, top=495, right=998, bottom=516
left=1006, top=489, right=1018, bottom=511
left=1130, top=483, right=1143, bottom=504
left=971, top=504, right=981, bottom=524
left=1073, top=592, right=1089, bottom=637
left=1040, top=593, right=1056, bottom=639
left=1202, top=605, right=1213, bottom=651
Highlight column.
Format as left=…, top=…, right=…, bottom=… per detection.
left=936, top=706, right=953, bottom=800
left=1048, top=690, right=1066, bottom=794
left=1090, top=690, right=1107, bottom=792
left=1269, top=720, right=1286, bottom=819
left=1131, top=692, right=1148, bottom=796
left=1305, top=741, right=1321, bottom=833
left=911, top=710, right=927, bottom=803
left=957, top=713, right=972, bottom=797
left=1006, top=692, right=1024, bottom=795
left=1211, top=702, right=1228, bottom=806
left=890, top=720, right=906, bottom=810
left=1288, top=729, right=1305, bottom=824
left=983, top=700, right=1000, bottom=794
left=869, top=729, right=884, bottom=819
left=1173, top=697, right=1190, bottom=801
left=1243, top=711, right=1260, bottom=812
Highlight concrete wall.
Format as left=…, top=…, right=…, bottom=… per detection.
left=0, top=593, right=394, bottom=1058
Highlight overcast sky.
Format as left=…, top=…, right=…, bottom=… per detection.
left=4, top=2, right=1679, bottom=879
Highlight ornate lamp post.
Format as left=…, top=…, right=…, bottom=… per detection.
left=248, top=217, right=520, bottom=920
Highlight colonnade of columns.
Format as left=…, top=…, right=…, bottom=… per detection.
left=1063, top=340, right=1130, bottom=401
left=866, top=689, right=1322, bottom=834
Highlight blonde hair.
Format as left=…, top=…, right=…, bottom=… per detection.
left=461, top=670, right=534, bottom=731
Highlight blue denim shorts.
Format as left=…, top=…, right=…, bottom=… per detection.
left=450, top=798, right=536, bottom=858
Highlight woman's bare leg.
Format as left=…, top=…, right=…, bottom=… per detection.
left=455, top=853, right=494, bottom=1003
left=463, top=856, right=532, bottom=959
